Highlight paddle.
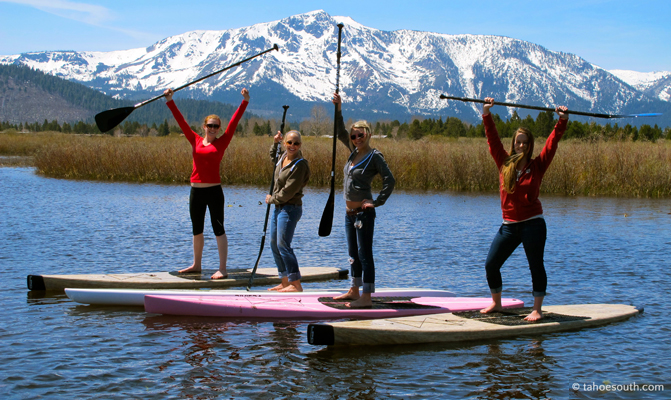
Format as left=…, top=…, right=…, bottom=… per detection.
left=318, top=23, right=344, bottom=237
left=439, top=94, right=662, bottom=119
left=247, top=105, right=290, bottom=290
left=95, top=44, right=280, bottom=132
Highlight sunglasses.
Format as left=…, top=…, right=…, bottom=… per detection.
left=350, top=132, right=365, bottom=140
left=205, top=124, right=220, bottom=129
left=286, top=140, right=301, bottom=146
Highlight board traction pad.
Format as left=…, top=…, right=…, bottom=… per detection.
left=318, top=296, right=442, bottom=310
left=453, top=307, right=590, bottom=326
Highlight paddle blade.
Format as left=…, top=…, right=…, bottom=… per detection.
left=95, top=107, right=136, bottom=132
left=627, top=113, right=663, bottom=118
left=318, top=192, right=335, bottom=237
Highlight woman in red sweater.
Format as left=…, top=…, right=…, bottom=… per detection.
left=480, top=97, right=568, bottom=321
left=164, top=87, right=249, bottom=280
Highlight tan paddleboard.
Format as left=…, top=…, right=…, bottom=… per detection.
left=307, top=304, right=641, bottom=346
left=27, top=267, right=348, bottom=291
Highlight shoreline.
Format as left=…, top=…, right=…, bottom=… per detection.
left=1, top=133, right=670, bottom=197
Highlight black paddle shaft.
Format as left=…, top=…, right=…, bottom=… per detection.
left=95, top=44, right=279, bottom=132
left=247, top=105, right=290, bottom=290
left=136, top=44, right=279, bottom=109
left=438, top=94, right=656, bottom=119
left=318, top=23, right=344, bottom=237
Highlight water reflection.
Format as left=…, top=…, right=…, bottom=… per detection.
left=269, top=322, right=301, bottom=355
left=3, top=167, right=671, bottom=399
left=25, top=291, right=69, bottom=304
left=476, top=340, right=555, bottom=399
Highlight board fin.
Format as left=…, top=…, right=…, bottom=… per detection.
left=27, top=275, right=46, bottom=291
left=308, top=324, right=335, bottom=345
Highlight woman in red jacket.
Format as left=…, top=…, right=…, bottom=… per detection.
left=480, top=97, right=568, bottom=321
left=164, top=87, right=249, bottom=280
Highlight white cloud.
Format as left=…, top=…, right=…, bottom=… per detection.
left=1, top=0, right=158, bottom=44
left=1, top=0, right=114, bottom=25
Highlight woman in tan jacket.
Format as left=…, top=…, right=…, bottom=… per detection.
left=266, top=130, right=311, bottom=292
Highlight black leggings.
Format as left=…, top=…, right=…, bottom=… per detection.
left=189, top=186, right=225, bottom=236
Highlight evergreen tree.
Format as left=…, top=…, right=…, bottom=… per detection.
left=564, top=121, right=585, bottom=139
left=535, top=110, right=555, bottom=136
left=445, top=117, right=466, bottom=138
left=159, top=119, right=170, bottom=136
left=253, top=122, right=263, bottom=136
left=408, top=119, right=423, bottom=140
left=639, top=125, right=654, bottom=142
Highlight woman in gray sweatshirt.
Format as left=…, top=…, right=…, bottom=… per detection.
left=332, top=93, right=395, bottom=308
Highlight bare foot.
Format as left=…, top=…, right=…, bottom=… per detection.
left=268, top=283, right=288, bottom=291
left=524, top=310, right=543, bottom=322
left=346, top=296, right=373, bottom=309
left=210, top=270, right=228, bottom=280
left=278, top=282, right=303, bottom=292
left=178, top=265, right=201, bottom=274
left=480, top=302, right=504, bottom=314
left=334, top=288, right=360, bottom=300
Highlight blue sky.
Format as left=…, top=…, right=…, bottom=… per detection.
left=0, top=0, right=669, bottom=72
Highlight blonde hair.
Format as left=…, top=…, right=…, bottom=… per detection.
left=283, top=130, right=302, bottom=145
left=349, top=120, right=371, bottom=147
left=500, top=127, right=535, bottom=194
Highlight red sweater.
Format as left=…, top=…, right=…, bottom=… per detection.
left=483, top=114, right=567, bottom=222
left=167, top=99, right=248, bottom=183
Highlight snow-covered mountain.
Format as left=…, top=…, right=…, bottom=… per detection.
left=609, top=70, right=671, bottom=102
left=0, top=10, right=668, bottom=123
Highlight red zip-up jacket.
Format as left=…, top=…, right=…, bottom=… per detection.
left=167, top=99, right=248, bottom=184
left=483, top=113, right=567, bottom=222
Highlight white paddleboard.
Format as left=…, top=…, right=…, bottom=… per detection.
left=66, top=287, right=456, bottom=306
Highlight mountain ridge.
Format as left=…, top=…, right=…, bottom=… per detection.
left=0, top=10, right=668, bottom=126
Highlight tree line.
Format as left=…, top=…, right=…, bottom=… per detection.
left=376, top=109, right=670, bottom=142
left=3, top=106, right=670, bottom=142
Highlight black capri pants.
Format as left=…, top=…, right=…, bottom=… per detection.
left=189, top=185, right=226, bottom=236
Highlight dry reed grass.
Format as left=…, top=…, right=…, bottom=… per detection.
left=2, top=131, right=670, bottom=197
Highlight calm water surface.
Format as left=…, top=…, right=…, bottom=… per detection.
left=1, top=167, right=669, bottom=399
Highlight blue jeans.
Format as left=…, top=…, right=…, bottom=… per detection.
left=484, top=217, right=547, bottom=297
left=270, top=204, right=302, bottom=282
left=345, top=209, right=376, bottom=293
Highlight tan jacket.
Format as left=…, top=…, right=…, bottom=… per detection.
left=267, top=143, right=311, bottom=206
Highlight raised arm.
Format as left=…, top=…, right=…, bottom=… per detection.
left=218, top=88, right=250, bottom=149
left=164, top=88, right=197, bottom=145
left=482, top=97, right=507, bottom=169
left=536, top=106, right=569, bottom=172
left=269, top=131, right=284, bottom=162
left=332, top=92, right=353, bottom=151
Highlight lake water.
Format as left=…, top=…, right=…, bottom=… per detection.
left=1, top=167, right=669, bottom=399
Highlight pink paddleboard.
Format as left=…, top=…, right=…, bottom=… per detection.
left=144, top=294, right=524, bottom=320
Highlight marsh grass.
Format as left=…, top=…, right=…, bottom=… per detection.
left=2, top=131, right=670, bottom=197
